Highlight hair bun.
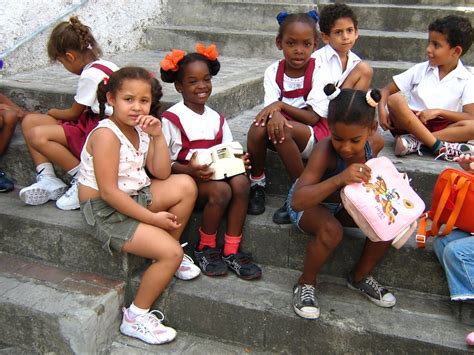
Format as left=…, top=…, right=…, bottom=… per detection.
left=366, top=88, right=381, bottom=107
left=324, top=83, right=341, bottom=100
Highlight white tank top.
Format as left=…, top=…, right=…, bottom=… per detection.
left=79, top=119, right=151, bottom=195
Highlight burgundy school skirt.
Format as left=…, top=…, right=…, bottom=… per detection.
left=389, top=110, right=451, bottom=136
left=61, top=110, right=100, bottom=159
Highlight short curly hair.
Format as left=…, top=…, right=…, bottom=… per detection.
left=319, top=3, right=358, bottom=35
left=428, top=15, right=473, bottom=57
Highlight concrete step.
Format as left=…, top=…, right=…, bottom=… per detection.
left=0, top=49, right=272, bottom=119
left=343, top=0, right=474, bottom=5
left=145, top=25, right=474, bottom=65
left=149, top=266, right=472, bottom=353
left=0, top=252, right=125, bottom=354
left=166, top=1, right=474, bottom=33
left=0, top=192, right=146, bottom=279
left=107, top=331, right=271, bottom=354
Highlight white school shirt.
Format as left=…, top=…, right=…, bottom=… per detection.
left=75, top=59, right=119, bottom=115
left=79, top=119, right=151, bottom=195
left=263, top=59, right=327, bottom=118
left=393, top=60, right=474, bottom=112
left=161, top=101, right=233, bottom=162
left=308, top=45, right=362, bottom=118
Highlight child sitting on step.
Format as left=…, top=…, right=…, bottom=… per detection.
left=0, top=93, right=28, bottom=192
left=247, top=11, right=330, bottom=225
left=288, top=84, right=395, bottom=320
left=79, top=67, right=199, bottom=345
left=20, top=16, right=118, bottom=210
left=312, top=3, right=373, bottom=93
left=160, top=44, right=262, bottom=280
left=378, top=15, right=474, bottom=161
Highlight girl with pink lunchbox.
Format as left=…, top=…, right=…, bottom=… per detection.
left=287, top=83, right=395, bottom=319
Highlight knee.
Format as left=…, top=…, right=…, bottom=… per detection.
left=207, top=183, right=232, bottom=206
left=177, top=174, right=198, bottom=201
left=443, top=242, right=464, bottom=267
left=21, top=113, right=37, bottom=131
left=316, top=219, right=343, bottom=250
left=231, top=175, right=250, bottom=198
left=247, top=123, right=266, bottom=144
left=358, top=62, right=373, bottom=80
left=26, top=126, right=45, bottom=146
left=166, top=242, right=184, bottom=267
left=386, top=93, right=404, bottom=112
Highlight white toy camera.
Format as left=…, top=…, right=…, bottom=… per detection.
left=196, top=141, right=246, bottom=180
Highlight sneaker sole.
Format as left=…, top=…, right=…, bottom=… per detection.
left=293, top=305, right=320, bottom=319
left=202, top=269, right=228, bottom=277
left=231, top=269, right=262, bottom=280
left=55, top=201, right=80, bottom=211
left=19, top=188, right=50, bottom=205
left=347, top=282, right=396, bottom=308
left=0, top=187, right=14, bottom=193
left=120, top=326, right=176, bottom=345
left=49, top=186, right=68, bottom=201
left=247, top=207, right=265, bottom=215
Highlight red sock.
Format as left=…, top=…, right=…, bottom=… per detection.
left=198, top=228, right=217, bottom=251
left=223, top=234, right=242, bottom=256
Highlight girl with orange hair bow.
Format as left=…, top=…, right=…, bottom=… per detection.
left=160, top=44, right=262, bottom=281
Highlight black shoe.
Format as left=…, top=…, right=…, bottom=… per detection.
left=347, top=275, right=396, bottom=308
left=0, top=170, right=14, bottom=192
left=222, top=252, right=262, bottom=280
left=248, top=185, right=265, bottom=215
left=272, top=201, right=290, bottom=224
left=194, top=247, right=228, bottom=276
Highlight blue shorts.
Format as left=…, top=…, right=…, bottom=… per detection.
left=287, top=180, right=343, bottom=233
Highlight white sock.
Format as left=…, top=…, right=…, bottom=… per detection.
left=250, top=173, right=266, bottom=188
left=67, top=165, right=80, bottom=178
left=128, top=303, right=149, bottom=320
left=36, top=162, right=55, bottom=178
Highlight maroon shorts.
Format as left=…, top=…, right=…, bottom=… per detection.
left=390, top=110, right=452, bottom=136
left=61, top=110, right=100, bottom=159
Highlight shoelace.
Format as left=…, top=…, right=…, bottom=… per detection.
left=181, top=253, right=195, bottom=266
left=138, top=310, right=165, bottom=331
left=364, top=276, right=384, bottom=294
left=404, top=135, right=423, bottom=156
left=63, top=178, right=78, bottom=197
left=300, top=284, right=316, bottom=303
left=435, top=143, right=467, bottom=161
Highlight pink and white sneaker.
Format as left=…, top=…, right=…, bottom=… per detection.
left=175, top=253, right=201, bottom=280
left=119, top=308, right=177, bottom=345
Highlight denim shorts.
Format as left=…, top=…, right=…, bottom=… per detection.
left=287, top=180, right=343, bottom=233
left=80, top=186, right=152, bottom=254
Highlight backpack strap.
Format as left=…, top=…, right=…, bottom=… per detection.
left=442, top=177, right=470, bottom=235
left=276, top=58, right=315, bottom=101
left=162, top=111, right=225, bottom=163
left=90, top=63, right=114, bottom=77
left=430, top=172, right=457, bottom=236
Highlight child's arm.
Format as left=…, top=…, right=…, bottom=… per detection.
left=378, top=81, right=400, bottom=131
left=137, top=115, right=172, bottom=180
left=291, top=140, right=372, bottom=211
left=48, top=102, right=86, bottom=121
left=90, top=129, right=180, bottom=230
left=254, top=101, right=321, bottom=127
left=416, top=104, right=474, bottom=124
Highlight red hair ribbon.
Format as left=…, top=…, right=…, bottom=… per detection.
left=160, top=49, right=186, bottom=72
left=103, top=77, right=109, bottom=85
left=195, top=43, right=219, bottom=61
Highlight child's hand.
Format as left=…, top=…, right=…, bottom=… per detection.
left=378, top=108, right=394, bottom=131
left=151, top=211, right=182, bottom=230
left=416, top=109, right=440, bottom=124
left=135, top=115, right=162, bottom=136
left=254, top=102, right=282, bottom=127
left=454, top=154, right=474, bottom=173
left=189, top=152, right=214, bottom=180
left=337, top=163, right=372, bottom=187
left=241, top=152, right=251, bottom=172
left=266, top=111, right=293, bottom=144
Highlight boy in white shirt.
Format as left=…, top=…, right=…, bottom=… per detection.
left=313, top=3, right=373, bottom=92
left=378, top=15, right=474, bottom=161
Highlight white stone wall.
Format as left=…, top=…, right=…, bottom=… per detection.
left=1, top=0, right=167, bottom=75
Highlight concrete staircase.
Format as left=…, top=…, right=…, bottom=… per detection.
left=1, top=0, right=474, bottom=353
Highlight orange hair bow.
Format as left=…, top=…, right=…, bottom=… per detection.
left=160, top=49, right=186, bottom=72
left=196, top=43, right=219, bottom=61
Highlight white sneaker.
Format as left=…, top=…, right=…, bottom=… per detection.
left=119, top=308, right=177, bottom=345
left=435, top=142, right=474, bottom=161
left=175, top=253, right=201, bottom=280
left=56, top=178, right=79, bottom=210
left=394, top=134, right=422, bottom=157
left=19, top=175, right=67, bottom=206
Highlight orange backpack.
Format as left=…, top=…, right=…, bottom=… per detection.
left=417, top=168, right=474, bottom=248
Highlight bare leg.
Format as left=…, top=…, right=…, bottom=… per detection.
left=433, top=120, right=474, bottom=142
left=247, top=123, right=268, bottom=177
left=0, top=110, right=18, bottom=155
left=387, top=93, right=437, bottom=147
left=148, top=174, right=197, bottom=240
left=274, top=121, right=312, bottom=182
left=341, top=62, right=373, bottom=91
left=197, top=180, right=232, bottom=234
left=121, top=224, right=183, bottom=309
left=226, top=174, right=250, bottom=236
